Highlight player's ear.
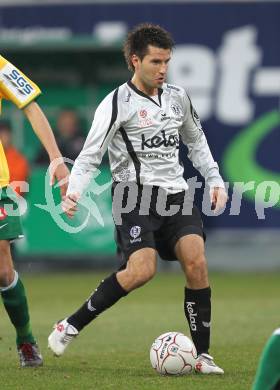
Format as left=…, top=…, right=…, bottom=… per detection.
left=131, top=54, right=140, bottom=69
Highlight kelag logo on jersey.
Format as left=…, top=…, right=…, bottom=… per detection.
left=8, top=69, right=34, bottom=95
left=141, top=130, right=179, bottom=150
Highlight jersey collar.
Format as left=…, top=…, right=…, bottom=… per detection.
left=127, top=79, right=163, bottom=107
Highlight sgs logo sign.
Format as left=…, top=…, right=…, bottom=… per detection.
left=9, top=68, right=34, bottom=95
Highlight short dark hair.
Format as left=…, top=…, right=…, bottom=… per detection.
left=123, top=23, right=174, bottom=72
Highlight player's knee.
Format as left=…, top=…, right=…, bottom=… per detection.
left=139, top=262, right=156, bottom=284
left=128, top=261, right=156, bottom=288
left=0, top=266, right=15, bottom=288
left=185, top=255, right=207, bottom=279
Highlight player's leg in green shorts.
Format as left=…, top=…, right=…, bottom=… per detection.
left=0, top=186, right=42, bottom=367
left=252, top=328, right=280, bottom=390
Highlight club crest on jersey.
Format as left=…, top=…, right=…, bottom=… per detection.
left=138, top=109, right=153, bottom=128
left=129, top=225, right=142, bottom=243
left=139, top=109, right=147, bottom=118
left=171, top=103, right=182, bottom=117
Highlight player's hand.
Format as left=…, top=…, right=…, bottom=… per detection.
left=210, top=186, right=228, bottom=213
left=49, top=158, right=70, bottom=198
left=62, top=193, right=80, bottom=218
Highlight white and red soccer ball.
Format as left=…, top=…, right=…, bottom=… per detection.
left=150, top=332, right=197, bottom=375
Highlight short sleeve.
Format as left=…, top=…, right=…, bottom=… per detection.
left=0, top=55, right=41, bottom=109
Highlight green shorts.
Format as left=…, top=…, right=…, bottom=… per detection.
left=0, top=186, right=23, bottom=241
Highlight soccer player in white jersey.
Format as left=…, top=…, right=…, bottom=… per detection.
left=48, top=23, right=227, bottom=374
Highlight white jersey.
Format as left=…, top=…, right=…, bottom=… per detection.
left=67, top=80, right=225, bottom=195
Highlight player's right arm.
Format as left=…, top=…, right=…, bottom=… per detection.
left=63, top=89, right=120, bottom=217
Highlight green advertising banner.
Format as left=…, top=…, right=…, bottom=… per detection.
left=15, top=167, right=116, bottom=258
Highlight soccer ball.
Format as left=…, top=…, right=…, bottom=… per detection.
left=150, top=332, right=197, bottom=375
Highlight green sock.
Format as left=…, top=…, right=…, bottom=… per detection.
left=1, top=272, right=36, bottom=346
left=252, top=329, right=280, bottom=390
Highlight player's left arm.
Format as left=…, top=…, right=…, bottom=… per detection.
left=179, top=93, right=227, bottom=213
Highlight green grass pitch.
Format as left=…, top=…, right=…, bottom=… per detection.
left=0, top=271, right=279, bottom=390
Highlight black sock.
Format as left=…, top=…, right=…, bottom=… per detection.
left=67, top=273, right=128, bottom=331
left=184, top=287, right=211, bottom=355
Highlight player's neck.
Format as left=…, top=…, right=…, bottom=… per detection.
left=131, top=76, right=158, bottom=97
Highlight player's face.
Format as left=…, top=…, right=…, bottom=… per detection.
left=131, top=45, right=171, bottom=95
